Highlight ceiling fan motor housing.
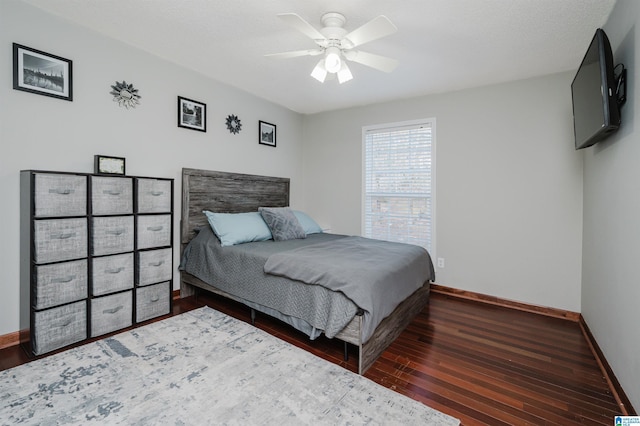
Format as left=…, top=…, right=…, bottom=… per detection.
left=320, top=12, right=348, bottom=48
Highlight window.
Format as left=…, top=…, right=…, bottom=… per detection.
left=362, top=119, right=435, bottom=252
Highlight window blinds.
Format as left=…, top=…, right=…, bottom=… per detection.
left=363, top=121, right=433, bottom=251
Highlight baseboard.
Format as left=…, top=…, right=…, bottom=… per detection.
left=172, top=289, right=180, bottom=300
left=0, top=331, right=20, bottom=350
left=430, top=283, right=581, bottom=321
left=579, top=316, right=637, bottom=416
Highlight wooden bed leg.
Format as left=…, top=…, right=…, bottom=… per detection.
left=250, top=308, right=256, bottom=325
left=344, top=342, right=349, bottom=362
left=179, top=275, right=197, bottom=299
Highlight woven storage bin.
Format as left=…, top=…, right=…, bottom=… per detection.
left=32, top=300, right=87, bottom=355
left=136, top=179, right=171, bottom=213
left=34, top=218, right=88, bottom=264
left=34, top=173, right=86, bottom=218
left=91, top=216, right=134, bottom=256
left=137, top=214, right=171, bottom=249
left=34, top=259, right=88, bottom=310
left=90, top=290, right=133, bottom=337
left=91, top=253, right=134, bottom=296
left=137, top=248, right=172, bottom=286
left=136, top=281, right=170, bottom=322
left=91, top=176, right=133, bottom=215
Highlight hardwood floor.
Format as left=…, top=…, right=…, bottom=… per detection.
left=1, top=291, right=631, bottom=425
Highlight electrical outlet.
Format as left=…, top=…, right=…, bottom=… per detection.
left=437, top=257, right=445, bottom=268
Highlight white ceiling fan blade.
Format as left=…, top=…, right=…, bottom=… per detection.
left=278, top=13, right=327, bottom=42
left=265, top=49, right=323, bottom=59
left=342, top=15, right=397, bottom=48
left=344, top=50, right=398, bottom=73
left=310, top=59, right=328, bottom=83
left=337, top=62, right=353, bottom=84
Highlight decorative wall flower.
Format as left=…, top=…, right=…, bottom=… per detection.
left=225, top=114, right=242, bottom=134
left=110, top=81, right=141, bottom=108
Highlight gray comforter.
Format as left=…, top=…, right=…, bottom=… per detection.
left=180, top=226, right=434, bottom=343
left=180, top=227, right=359, bottom=339
left=264, top=236, right=434, bottom=342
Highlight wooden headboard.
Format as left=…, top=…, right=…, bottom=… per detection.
left=180, top=168, right=290, bottom=248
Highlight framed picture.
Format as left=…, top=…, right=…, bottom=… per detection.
left=178, top=96, right=206, bottom=132
left=94, top=155, right=126, bottom=176
left=13, top=43, right=73, bottom=101
left=259, top=121, right=276, bottom=147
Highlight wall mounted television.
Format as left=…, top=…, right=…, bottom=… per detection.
left=571, top=28, right=626, bottom=150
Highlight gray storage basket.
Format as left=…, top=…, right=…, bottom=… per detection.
left=91, top=216, right=134, bottom=256
left=32, top=300, right=87, bottom=355
left=137, top=214, right=171, bottom=249
left=136, top=179, right=171, bottom=213
left=91, top=253, right=134, bottom=296
left=34, top=259, right=88, bottom=310
left=34, top=218, right=88, bottom=264
left=137, top=248, right=172, bottom=286
left=136, top=281, right=170, bottom=322
left=91, top=176, right=133, bottom=215
left=34, top=173, right=87, bottom=218
left=90, top=291, right=133, bottom=337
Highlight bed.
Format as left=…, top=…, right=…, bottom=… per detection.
left=179, top=168, right=434, bottom=374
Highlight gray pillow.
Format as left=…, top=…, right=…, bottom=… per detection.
left=259, top=207, right=307, bottom=241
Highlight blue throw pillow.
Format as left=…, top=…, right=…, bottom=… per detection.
left=293, top=211, right=323, bottom=235
left=203, top=210, right=272, bottom=246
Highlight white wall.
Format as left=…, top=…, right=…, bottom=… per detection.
left=302, top=73, right=584, bottom=313
left=582, top=0, right=640, bottom=410
left=0, top=0, right=304, bottom=336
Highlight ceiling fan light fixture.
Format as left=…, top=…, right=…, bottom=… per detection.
left=324, top=46, right=342, bottom=73
left=310, top=59, right=328, bottom=83
left=337, top=62, right=353, bottom=84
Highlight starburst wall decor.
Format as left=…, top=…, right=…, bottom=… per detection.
left=110, top=81, right=141, bottom=108
left=225, top=114, right=242, bottom=134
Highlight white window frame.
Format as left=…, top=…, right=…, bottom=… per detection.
left=361, top=118, right=436, bottom=256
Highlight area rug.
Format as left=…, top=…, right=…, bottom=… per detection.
left=0, top=307, right=459, bottom=425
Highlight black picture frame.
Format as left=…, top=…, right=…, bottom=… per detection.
left=13, top=43, right=73, bottom=101
left=259, top=121, right=276, bottom=147
left=178, top=96, right=206, bottom=132
left=94, top=155, right=126, bottom=176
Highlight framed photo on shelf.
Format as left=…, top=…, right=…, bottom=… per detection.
left=259, top=121, right=276, bottom=147
left=13, top=43, right=73, bottom=101
left=178, top=96, right=206, bottom=132
left=94, top=155, right=126, bottom=176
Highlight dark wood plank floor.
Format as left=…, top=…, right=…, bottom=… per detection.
left=0, top=292, right=624, bottom=425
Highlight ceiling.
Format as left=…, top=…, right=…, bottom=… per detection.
left=22, top=0, right=616, bottom=114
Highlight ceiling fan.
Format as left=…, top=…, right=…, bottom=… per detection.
left=266, top=12, right=398, bottom=84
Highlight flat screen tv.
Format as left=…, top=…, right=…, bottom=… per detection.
left=571, top=28, right=621, bottom=150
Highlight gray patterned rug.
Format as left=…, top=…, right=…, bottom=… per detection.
left=0, top=307, right=459, bottom=425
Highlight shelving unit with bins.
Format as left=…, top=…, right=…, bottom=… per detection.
left=20, top=170, right=173, bottom=356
